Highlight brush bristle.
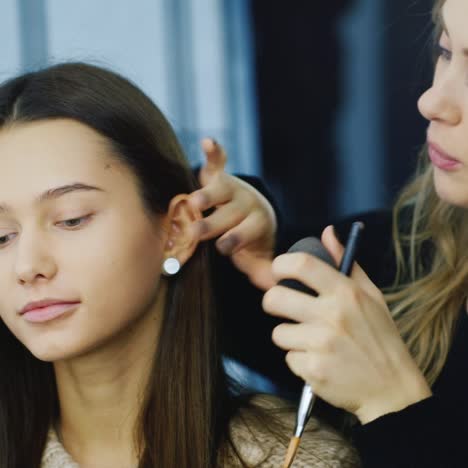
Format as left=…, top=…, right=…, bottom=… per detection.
left=283, top=436, right=301, bottom=468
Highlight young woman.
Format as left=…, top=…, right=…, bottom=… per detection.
left=0, top=62, right=358, bottom=467
left=258, top=0, right=468, bottom=466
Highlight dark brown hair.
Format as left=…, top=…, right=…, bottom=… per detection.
left=0, top=62, right=241, bottom=468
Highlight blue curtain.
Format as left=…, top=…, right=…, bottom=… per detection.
left=5, top=0, right=260, bottom=175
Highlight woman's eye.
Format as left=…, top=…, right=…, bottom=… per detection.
left=57, top=215, right=93, bottom=229
left=0, top=234, right=14, bottom=246
left=435, top=43, right=452, bottom=62
left=0, top=216, right=93, bottom=248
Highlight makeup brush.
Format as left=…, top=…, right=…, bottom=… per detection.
left=282, top=222, right=364, bottom=468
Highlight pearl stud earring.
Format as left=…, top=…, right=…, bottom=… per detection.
left=162, top=257, right=181, bottom=276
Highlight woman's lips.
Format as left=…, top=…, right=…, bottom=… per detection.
left=428, top=143, right=462, bottom=171
left=22, top=302, right=80, bottom=323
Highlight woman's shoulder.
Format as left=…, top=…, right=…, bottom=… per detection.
left=226, top=394, right=360, bottom=467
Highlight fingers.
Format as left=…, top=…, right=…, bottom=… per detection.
left=321, top=225, right=383, bottom=302
left=231, top=254, right=276, bottom=291
left=262, top=285, right=320, bottom=323
left=191, top=202, right=245, bottom=241
left=266, top=237, right=386, bottom=329
left=189, top=174, right=276, bottom=249
left=284, top=351, right=310, bottom=380
left=216, top=210, right=273, bottom=255
left=199, top=138, right=227, bottom=184
left=271, top=224, right=383, bottom=304
left=320, top=225, right=344, bottom=266
left=271, top=251, right=346, bottom=296
left=272, top=322, right=332, bottom=352
left=191, top=138, right=278, bottom=291
left=285, top=351, right=327, bottom=386
left=189, top=174, right=233, bottom=212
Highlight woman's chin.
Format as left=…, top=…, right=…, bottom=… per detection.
left=433, top=173, right=468, bottom=209
left=26, top=339, right=86, bottom=363
left=29, top=348, right=74, bottom=363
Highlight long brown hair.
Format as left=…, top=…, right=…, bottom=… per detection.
left=385, top=0, right=467, bottom=386
left=0, top=62, right=241, bottom=467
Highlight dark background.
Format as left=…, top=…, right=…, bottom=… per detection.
left=250, top=0, right=435, bottom=232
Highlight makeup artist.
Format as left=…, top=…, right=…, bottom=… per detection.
left=218, top=0, right=468, bottom=466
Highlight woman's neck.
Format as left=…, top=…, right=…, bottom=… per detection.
left=53, top=287, right=165, bottom=468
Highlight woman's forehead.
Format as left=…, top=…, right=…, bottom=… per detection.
left=440, top=0, right=468, bottom=40
left=0, top=120, right=129, bottom=213
left=0, top=119, right=110, bottom=164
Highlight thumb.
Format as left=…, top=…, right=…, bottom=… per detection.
left=199, top=138, right=227, bottom=185
left=321, top=225, right=383, bottom=301
left=320, top=225, right=344, bottom=267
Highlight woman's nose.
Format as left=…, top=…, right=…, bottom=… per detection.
left=14, top=235, right=57, bottom=285
left=417, top=79, right=461, bottom=126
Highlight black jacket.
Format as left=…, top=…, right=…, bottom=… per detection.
left=212, top=174, right=467, bottom=467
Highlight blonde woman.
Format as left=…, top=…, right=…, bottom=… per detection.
left=258, top=0, right=468, bottom=466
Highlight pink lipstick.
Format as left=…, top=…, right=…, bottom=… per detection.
left=428, top=143, right=462, bottom=171
left=22, top=302, right=80, bottom=323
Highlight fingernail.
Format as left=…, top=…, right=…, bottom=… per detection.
left=217, top=237, right=236, bottom=255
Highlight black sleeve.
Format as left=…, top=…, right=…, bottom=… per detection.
left=351, top=306, right=468, bottom=468
left=351, top=396, right=467, bottom=468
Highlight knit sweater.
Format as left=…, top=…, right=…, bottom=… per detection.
left=41, top=396, right=359, bottom=468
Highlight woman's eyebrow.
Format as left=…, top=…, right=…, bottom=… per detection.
left=0, top=183, right=105, bottom=214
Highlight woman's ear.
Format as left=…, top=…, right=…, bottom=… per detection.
left=162, top=194, right=202, bottom=268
